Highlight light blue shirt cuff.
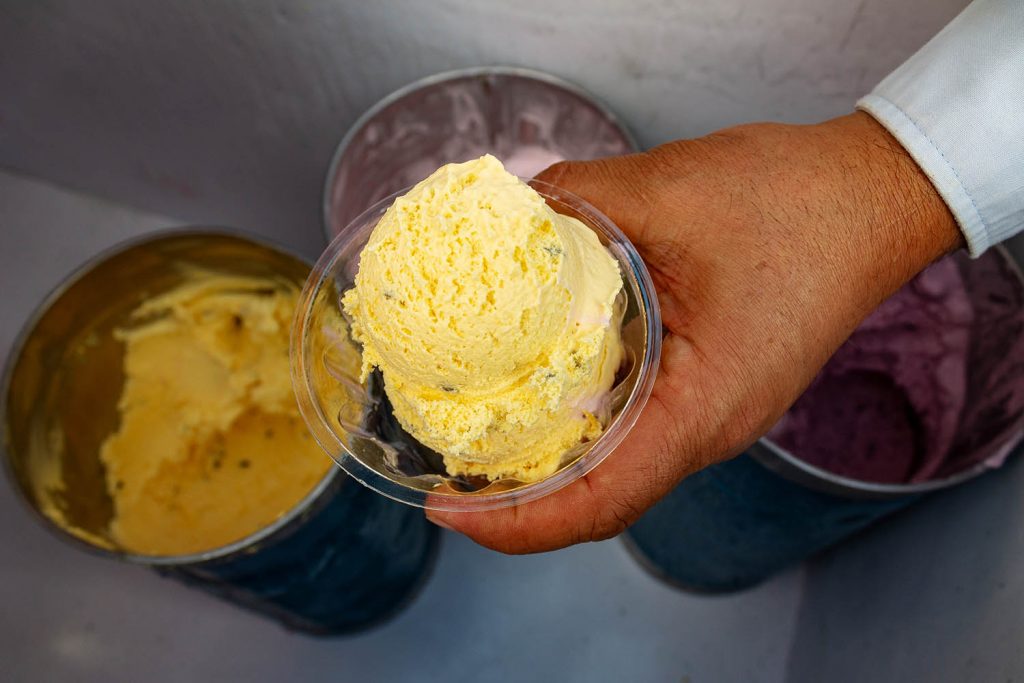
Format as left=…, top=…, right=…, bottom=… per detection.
left=857, top=0, right=1024, bottom=257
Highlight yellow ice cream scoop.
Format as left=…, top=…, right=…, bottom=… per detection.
left=342, top=155, right=624, bottom=481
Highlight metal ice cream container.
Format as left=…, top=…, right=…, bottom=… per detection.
left=1, top=229, right=439, bottom=634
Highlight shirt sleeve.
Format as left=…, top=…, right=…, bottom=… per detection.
left=856, top=0, right=1024, bottom=256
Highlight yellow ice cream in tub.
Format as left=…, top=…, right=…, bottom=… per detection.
left=100, top=270, right=330, bottom=555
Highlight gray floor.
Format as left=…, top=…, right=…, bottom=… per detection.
left=0, top=169, right=804, bottom=683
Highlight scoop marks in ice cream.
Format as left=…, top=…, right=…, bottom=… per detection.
left=769, top=253, right=1024, bottom=484
left=100, top=272, right=331, bottom=555
left=342, top=155, right=624, bottom=481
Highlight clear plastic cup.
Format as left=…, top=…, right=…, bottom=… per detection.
left=291, top=180, right=662, bottom=511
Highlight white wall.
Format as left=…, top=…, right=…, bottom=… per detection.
left=0, top=0, right=967, bottom=256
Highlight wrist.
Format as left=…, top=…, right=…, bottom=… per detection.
left=816, top=111, right=963, bottom=290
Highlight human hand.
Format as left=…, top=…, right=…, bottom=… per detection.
left=428, top=112, right=962, bottom=553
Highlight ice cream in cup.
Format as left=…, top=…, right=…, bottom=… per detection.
left=292, top=155, right=661, bottom=511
